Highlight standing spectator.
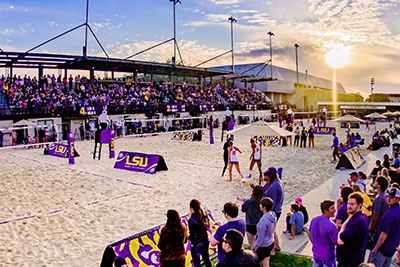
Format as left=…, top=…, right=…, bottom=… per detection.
left=371, top=188, right=400, bottom=267
left=309, top=200, right=338, bottom=267
left=335, top=186, right=354, bottom=229
left=0, top=130, right=3, bottom=147
left=300, top=127, right=307, bottom=148
left=11, top=130, right=17, bottom=146
left=284, top=203, right=304, bottom=240
left=254, top=197, right=276, bottom=267
left=79, top=123, right=85, bottom=141
left=261, top=167, right=284, bottom=251
left=352, top=184, right=372, bottom=218
left=215, top=229, right=260, bottom=267
left=331, top=132, right=339, bottom=163
left=294, top=126, right=300, bottom=147
left=237, top=185, right=264, bottom=249
left=210, top=202, right=246, bottom=263
left=157, top=209, right=187, bottom=267
left=308, top=125, right=315, bottom=149
left=370, top=176, right=389, bottom=241
left=337, top=192, right=369, bottom=267
left=188, top=199, right=211, bottom=267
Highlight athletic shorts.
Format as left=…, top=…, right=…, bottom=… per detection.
left=256, top=242, right=274, bottom=261
left=252, top=158, right=261, bottom=162
left=246, top=224, right=257, bottom=235
left=229, top=161, right=238, bottom=164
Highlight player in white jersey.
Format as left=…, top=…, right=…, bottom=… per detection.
left=248, top=138, right=262, bottom=178
left=228, top=140, right=243, bottom=181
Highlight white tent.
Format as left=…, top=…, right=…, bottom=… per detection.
left=13, top=119, right=36, bottom=127
left=364, top=112, right=387, bottom=119
left=227, top=121, right=293, bottom=137
left=333, top=115, right=366, bottom=123
left=383, top=111, right=397, bottom=117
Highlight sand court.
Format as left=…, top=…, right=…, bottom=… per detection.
left=0, top=123, right=375, bottom=265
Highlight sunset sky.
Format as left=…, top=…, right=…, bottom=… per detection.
left=1, top=0, right=400, bottom=97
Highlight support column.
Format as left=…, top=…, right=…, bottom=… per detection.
left=38, top=65, right=43, bottom=87
left=111, top=71, right=114, bottom=80
left=9, top=64, right=13, bottom=78
left=64, top=69, right=68, bottom=78
left=90, top=68, right=95, bottom=84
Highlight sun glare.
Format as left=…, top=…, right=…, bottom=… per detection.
left=324, top=43, right=351, bottom=69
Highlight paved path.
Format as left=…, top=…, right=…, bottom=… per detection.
left=277, top=143, right=394, bottom=256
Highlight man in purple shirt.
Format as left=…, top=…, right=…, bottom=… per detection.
left=337, top=192, right=369, bottom=267
left=309, top=199, right=338, bottom=267
left=331, top=132, right=340, bottom=163
left=371, top=187, right=400, bottom=267
left=335, top=186, right=354, bottom=230
left=210, top=202, right=246, bottom=262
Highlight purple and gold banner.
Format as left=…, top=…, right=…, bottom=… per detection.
left=361, top=119, right=375, bottom=125
left=48, top=143, right=69, bottom=158
left=67, top=132, right=75, bottom=165
left=375, top=118, right=388, bottom=122
left=101, top=129, right=116, bottom=158
left=114, top=151, right=168, bottom=174
left=253, top=136, right=283, bottom=147
left=171, top=131, right=195, bottom=141
left=313, top=127, right=336, bottom=135
left=101, top=210, right=217, bottom=267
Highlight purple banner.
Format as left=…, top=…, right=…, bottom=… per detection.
left=361, top=119, right=375, bottom=125
left=114, top=151, right=167, bottom=174
left=199, top=104, right=215, bottom=112
left=67, top=132, right=75, bottom=164
left=375, top=118, right=388, bottom=122
left=313, top=127, right=336, bottom=135
left=48, top=143, right=69, bottom=158
left=100, top=129, right=116, bottom=158
left=246, top=104, right=257, bottom=110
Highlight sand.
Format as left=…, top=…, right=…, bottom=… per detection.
left=0, top=120, right=381, bottom=266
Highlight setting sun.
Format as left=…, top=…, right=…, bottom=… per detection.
left=324, top=43, right=351, bottom=69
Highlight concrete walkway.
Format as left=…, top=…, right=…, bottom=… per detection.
left=277, top=143, right=394, bottom=256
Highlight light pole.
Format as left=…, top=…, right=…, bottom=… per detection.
left=228, top=16, right=237, bottom=74
left=294, top=43, right=299, bottom=85
left=267, top=31, right=274, bottom=78
left=371, top=77, right=375, bottom=95
left=170, top=0, right=181, bottom=65
left=83, top=0, right=90, bottom=58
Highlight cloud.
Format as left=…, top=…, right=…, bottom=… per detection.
left=232, top=9, right=258, bottom=14
left=210, top=0, right=243, bottom=4
left=1, top=29, right=14, bottom=36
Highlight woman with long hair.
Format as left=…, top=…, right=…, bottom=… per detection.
left=237, top=185, right=264, bottom=249
left=228, top=140, right=243, bottom=181
left=158, top=210, right=187, bottom=267
left=188, top=199, right=211, bottom=267
left=382, top=154, right=390, bottom=169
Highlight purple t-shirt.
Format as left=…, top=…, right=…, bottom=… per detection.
left=335, top=203, right=348, bottom=223
left=338, top=211, right=369, bottom=267
left=214, top=220, right=246, bottom=262
left=376, top=204, right=400, bottom=257
left=310, top=215, right=338, bottom=261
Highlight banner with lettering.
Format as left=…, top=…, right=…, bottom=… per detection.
left=101, top=129, right=116, bottom=158
left=114, top=151, right=168, bottom=174
left=360, top=119, right=375, bottom=125
left=375, top=118, right=388, bottom=122
left=67, top=132, right=75, bottom=164
left=100, top=210, right=218, bottom=267
left=253, top=136, right=283, bottom=147
left=313, top=127, right=336, bottom=135
left=48, top=143, right=69, bottom=158
left=171, top=131, right=195, bottom=141
left=336, top=147, right=365, bottom=170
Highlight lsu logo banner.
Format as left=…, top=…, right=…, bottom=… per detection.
left=253, top=136, right=283, bottom=147
left=171, top=131, right=195, bottom=141
left=101, top=210, right=218, bottom=267
left=67, top=132, right=75, bottom=165
left=114, top=151, right=168, bottom=174
left=48, top=143, right=69, bottom=158
left=344, top=147, right=365, bottom=169
left=375, top=118, right=388, bottom=122
left=361, top=119, right=375, bottom=125
left=313, top=127, right=336, bottom=135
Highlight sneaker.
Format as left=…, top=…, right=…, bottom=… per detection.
left=282, top=230, right=289, bottom=234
